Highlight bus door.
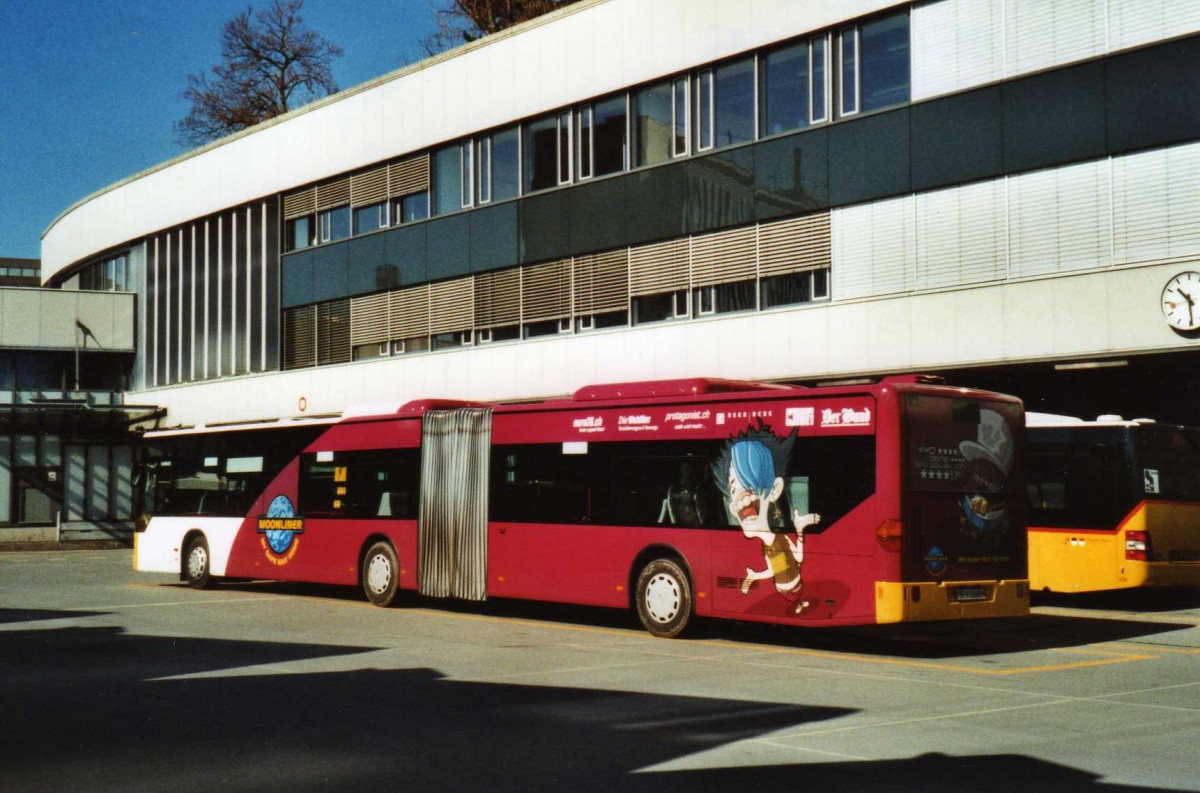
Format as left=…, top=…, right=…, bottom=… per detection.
left=418, top=408, right=492, bottom=601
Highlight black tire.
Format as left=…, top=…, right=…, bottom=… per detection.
left=635, top=558, right=693, bottom=638
left=184, top=535, right=214, bottom=590
left=361, top=541, right=400, bottom=607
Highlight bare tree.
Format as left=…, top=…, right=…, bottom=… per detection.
left=176, top=0, right=343, bottom=146
left=424, top=0, right=584, bottom=54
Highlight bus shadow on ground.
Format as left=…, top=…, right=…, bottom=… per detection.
left=1033, top=586, right=1200, bottom=613
left=0, top=623, right=1176, bottom=793
left=179, top=579, right=1190, bottom=661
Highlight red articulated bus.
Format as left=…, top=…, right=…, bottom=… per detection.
left=135, top=376, right=1029, bottom=636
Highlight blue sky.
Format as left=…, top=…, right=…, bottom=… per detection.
left=0, top=0, right=438, bottom=260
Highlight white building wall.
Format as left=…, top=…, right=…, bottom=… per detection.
left=911, top=0, right=1200, bottom=101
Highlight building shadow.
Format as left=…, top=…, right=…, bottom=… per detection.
left=0, top=607, right=111, bottom=625
left=0, top=624, right=852, bottom=791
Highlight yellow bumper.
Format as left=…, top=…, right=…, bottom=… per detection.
left=876, top=580, right=1029, bottom=623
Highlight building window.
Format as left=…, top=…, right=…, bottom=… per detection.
left=353, top=342, right=390, bottom=361
left=633, top=81, right=672, bottom=168
left=461, top=140, right=475, bottom=208
left=811, top=34, right=829, bottom=123
left=859, top=10, right=910, bottom=112
left=392, top=336, right=430, bottom=355
left=633, top=290, right=689, bottom=324
left=714, top=57, right=756, bottom=149
left=577, top=105, right=594, bottom=180
left=286, top=215, right=314, bottom=251
left=696, top=70, right=714, bottom=152
left=593, top=94, right=627, bottom=176
left=393, top=192, right=429, bottom=225
left=475, top=136, right=492, bottom=205
left=759, top=42, right=809, bottom=137
left=524, top=114, right=558, bottom=193
left=491, top=126, right=520, bottom=201
left=431, top=330, right=473, bottom=350
left=694, top=280, right=756, bottom=317
left=840, top=26, right=859, bottom=116
left=353, top=202, right=388, bottom=235
left=557, top=110, right=574, bottom=184
left=523, top=318, right=572, bottom=339
left=79, top=252, right=130, bottom=291
left=433, top=143, right=463, bottom=215
left=318, top=206, right=351, bottom=243
left=760, top=269, right=830, bottom=309
left=478, top=325, right=520, bottom=344
left=672, top=75, right=690, bottom=157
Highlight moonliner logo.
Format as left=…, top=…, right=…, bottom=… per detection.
left=257, top=495, right=304, bottom=566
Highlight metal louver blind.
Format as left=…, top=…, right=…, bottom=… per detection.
left=521, top=259, right=572, bottom=322
left=350, top=292, right=390, bottom=347
left=418, top=408, right=492, bottom=601
left=390, top=154, right=430, bottom=197
left=429, top=278, right=474, bottom=334
left=474, top=268, right=521, bottom=328
left=282, top=306, right=316, bottom=369
left=283, top=187, right=316, bottom=220
left=390, top=284, right=430, bottom=340
left=629, top=238, right=689, bottom=296
left=690, top=226, right=757, bottom=287
left=316, top=299, right=351, bottom=365
left=574, top=250, right=629, bottom=314
left=758, top=213, right=831, bottom=277
left=316, top=177, right=351, bottom=210
left=350, top=166, right=389, bottom=207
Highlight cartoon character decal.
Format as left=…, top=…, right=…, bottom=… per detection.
left=715, top=422, right=820, bottom=614
left=957, top=409, right=1014, bottom=543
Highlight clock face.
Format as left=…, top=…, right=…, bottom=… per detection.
left=1162, top=271, right=1200, bottom=332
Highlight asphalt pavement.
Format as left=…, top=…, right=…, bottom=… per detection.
left=2, top=549, right=1198, bottom=792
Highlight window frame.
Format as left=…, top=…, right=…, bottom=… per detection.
left=810, top=33, right=830, bottom=124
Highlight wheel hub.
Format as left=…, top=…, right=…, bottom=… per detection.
left=366, top=554, right=392, bottom=594
left=645, top=573, right=680, bottom=623
left=187, top=546, right=207, bottom=579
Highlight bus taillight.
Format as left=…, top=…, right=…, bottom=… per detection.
left=1125, top=530, right=1151, bottom=562
left=876, top=520, right=902, bottom=553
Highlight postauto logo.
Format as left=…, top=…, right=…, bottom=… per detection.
left=257, top=495, right=304, bottom=566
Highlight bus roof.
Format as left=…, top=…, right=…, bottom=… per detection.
left=1026, top=412, right=1158, bottom=428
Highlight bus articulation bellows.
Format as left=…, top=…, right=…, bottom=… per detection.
left=134, top=377, right=1029, bottom=636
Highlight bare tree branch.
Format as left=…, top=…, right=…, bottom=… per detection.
left=423, top=0, right=584, bottom=55
left=176, top=0, right=343, bottom=146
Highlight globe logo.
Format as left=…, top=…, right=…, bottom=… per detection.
left=256, top=495, right=305, bottom=561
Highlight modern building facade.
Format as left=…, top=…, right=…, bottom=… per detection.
left=0, top=262, right=146, bottom=543
left=40, top=0, right=1200, bottom=441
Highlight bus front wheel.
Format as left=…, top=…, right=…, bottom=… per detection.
left=184, top=535, right=213, bottom=590
left=362, top=541, right=400, bottom=607
left=635, top=558, right=692, bottom=638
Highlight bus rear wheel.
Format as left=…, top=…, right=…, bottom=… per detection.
left=362, top=541, right=399, bottom=607
left=635, top=558, right=692, bottom=638
left=184, top=535, right=213, bottom=590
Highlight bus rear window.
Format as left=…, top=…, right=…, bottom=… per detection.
left=1138, top=426, right=1200, bottom=501
left=905, top=395, right=1022, bottom=494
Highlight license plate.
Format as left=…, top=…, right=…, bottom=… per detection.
left=955, top=586, right=988, bottom=602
